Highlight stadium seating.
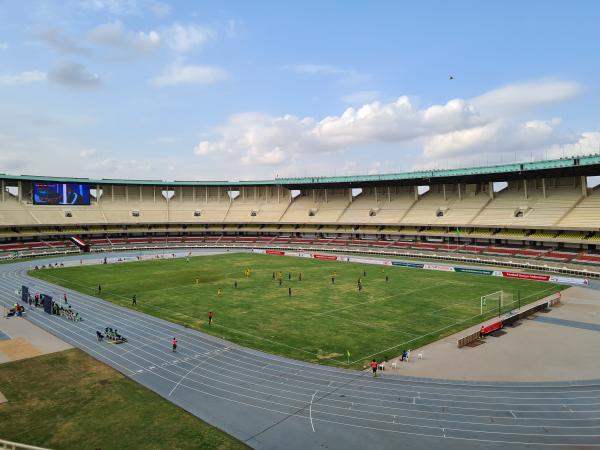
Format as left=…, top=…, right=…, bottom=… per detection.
left=338, top=186, right=416, bottom=224
left=559, top=188, right=600, bottom=227
left=2, top=158, right=600, bottom=273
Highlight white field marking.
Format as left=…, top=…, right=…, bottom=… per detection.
left=18, top=290, right=596, bottom=424
left=13, top=276, right=372, bottom=382
left=314, top=283, right=554, bottom=365
left=22, top=282, right=232, bottom=364
left=347, top=287, right=563, bottom=365
left=15, top=272, right=262, bottom=362
left=511, top=411, right=517, bottom=419
left=310, top=390, right=318, bottom=432
left=28, top=311, right=597, bottom=450
left=24, top=258, right=561, bottom=367
left=7, top=276, right=600, bottom=410
left=31, top=298, right=600, bottom=428
left=420, top=311, right=466, bottom=321
left=7, top=284, right=600, bottom=416
left=31, top=269, right=329, bottom=359
left=8, top=302, right=600, bottom=432
left=5, top=282, right=600, bottom=440
left=309, top=280, right=452, bottom=318
left=311, top=311, right=417, bottom=337
left=10, top=272, right=600, bottom=406
left=209, top=322, right=321, bottom=357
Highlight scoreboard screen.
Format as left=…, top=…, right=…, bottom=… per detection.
left=33, top=183, right=91, bottom=205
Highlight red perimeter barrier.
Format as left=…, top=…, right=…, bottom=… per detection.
left=313, top=254, right=337, bottom=260
left=480, top=321, right=503, bottom=335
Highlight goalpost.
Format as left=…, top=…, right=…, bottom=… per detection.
left=480, top=290, right=514, bottom=315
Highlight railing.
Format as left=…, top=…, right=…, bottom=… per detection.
left=2, top=241, right=599, bottom=278
left=0, top=439, right=51, bottom=450
left=458, top=293, right=562, bottom=348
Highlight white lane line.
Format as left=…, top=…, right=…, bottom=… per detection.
left=168, top=359, right=206, bottom=397
left=4, top=260, right=600, bottom=444
left=310, top=390, right=318, bottom=433
left=510, top=410, right=517, bottom=419
left=14, top=271, right=600, bottom=399
left=4, top=277, right=600, bottom=415
left=5, top=274, right=600, bottom=436
left=4, top=284, right=600, bottom=426
left=168, top=348, right=229, bottom=397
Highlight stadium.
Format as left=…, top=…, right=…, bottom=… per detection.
left=2, top=2, right=600, bottom=449
left=1, top=155, right=600, bottom=449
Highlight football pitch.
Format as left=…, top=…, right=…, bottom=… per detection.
left=29, top=252, right=565, bottom=368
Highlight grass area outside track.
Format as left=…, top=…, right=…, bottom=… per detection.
left=29, top=252, right=566, bottom=368
left=0, top=348, right=248, bottom=450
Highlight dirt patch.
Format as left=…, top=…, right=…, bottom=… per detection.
left=316, top=351, right=342, bottom=360
left=0, top=391, right=6, bottom=404
left=0, top=338, right=42, bottom=362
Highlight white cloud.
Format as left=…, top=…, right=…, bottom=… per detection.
left=547, top=132, right=600, bottom=158
left=48, top=61, right=101, bottom=88
left=423, top=119, right=566, bottom=158
left=163, top=22, right=213, bottom=53
left=0, top=70, right=47, bottom=85
left=152, top=64, right=229, bottom=86
left=194, top=79, right=589, bottom=167
left=88, top=20, right=160, bottom=56
left=472, top=80, right=582, bottom=112
left=342, top=90, right=381, bottom=104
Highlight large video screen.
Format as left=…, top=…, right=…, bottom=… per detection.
left=33, top=183, right=91, bottom=205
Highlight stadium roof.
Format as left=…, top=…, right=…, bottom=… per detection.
left=2, top=154, right=600, bottom=188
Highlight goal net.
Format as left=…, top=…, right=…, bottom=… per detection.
left=480, top=290, right=514, bottom=315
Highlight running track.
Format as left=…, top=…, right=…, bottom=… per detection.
left=1, top=250, right=599, bottom=449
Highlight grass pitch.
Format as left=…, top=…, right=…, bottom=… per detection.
left=29, top=252, right=565, bottom=368
left=0, top=349, right=248, bottom=450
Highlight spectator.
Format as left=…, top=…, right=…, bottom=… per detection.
left=371, top=359, right=378, bottom=377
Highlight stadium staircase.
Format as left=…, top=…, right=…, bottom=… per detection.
left=465, top=194, right=494, bottom=225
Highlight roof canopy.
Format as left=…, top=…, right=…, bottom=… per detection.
left=2, top=154, right=600, bottom=188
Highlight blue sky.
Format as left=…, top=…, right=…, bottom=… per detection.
left=1, top=0, right=599, bottom=180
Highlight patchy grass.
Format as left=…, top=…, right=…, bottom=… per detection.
left=0, top=349, right=248, bottom=450
left=29, top=252, right=565, bottom=368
